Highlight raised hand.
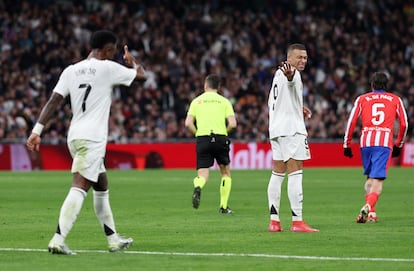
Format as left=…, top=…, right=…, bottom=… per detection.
left=279, top=61, right=296, bottom=81
left=123, top=45, right=136, bottom=67
left=123, top=45, right=146, bottom=79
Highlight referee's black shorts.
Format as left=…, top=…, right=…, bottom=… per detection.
left=196, top=134, right=231, bottom=169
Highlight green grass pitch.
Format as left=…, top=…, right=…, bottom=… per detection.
left=0, top=168, right=413, bottom=271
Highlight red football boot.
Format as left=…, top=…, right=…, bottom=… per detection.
left=268, top=220, right=283, bottom=232
left=290, top=221, right=319, bottom=232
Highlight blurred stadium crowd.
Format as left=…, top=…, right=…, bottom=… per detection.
left=0, top=0, right=413, bottom=144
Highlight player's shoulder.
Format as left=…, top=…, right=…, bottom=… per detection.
left=386, top=92, right=402, bottom=99
left=79, top=58, right=121, bottom=68
left=65, top=59, right=91, bottom=71
left=190, top=92, right=203, bottom=105
left=62, top=62, right=76, bottom=72
left=87, top=58, right=119, bottom=68
left=272, top=69, right=285, bottom=83
left=101, top=59, right=120, bottom=65
left=275, top=68, right=283, bottom=76
left=214, top=92, right=231, bottom=102
left=58, top=63, right=78, bottom=79
left=219, top=95, right=232, bottom=106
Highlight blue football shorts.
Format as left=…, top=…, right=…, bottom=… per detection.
left=360, top=146, right=391, bottom=179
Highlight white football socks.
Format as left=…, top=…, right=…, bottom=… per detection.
left=288, top=170, right=303, bottom=221
left=93, top=190, right=117, bottom=240
left=267, top=171, right=285, bottom=222
left=52, top=187, right=87, bottom=243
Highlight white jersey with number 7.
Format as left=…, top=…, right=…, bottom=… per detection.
left=53, top=58, right=136, bottom=143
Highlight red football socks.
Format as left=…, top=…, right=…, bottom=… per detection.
left=365, top=192, right=379, bottom=212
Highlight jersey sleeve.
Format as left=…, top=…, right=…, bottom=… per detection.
left=107, top=61, right=137, bottom=86
left=395, top=97, right=408, bottom=147
left=343, top=96, right=362, bottom=148
left=187, top=99, right=196, bottom=117
left=225, top=99, right=235, bottom=118
left=53, top=66, right=71, bottom=97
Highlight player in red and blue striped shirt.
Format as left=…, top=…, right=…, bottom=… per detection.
left=343, top=72, right=408, bottom=223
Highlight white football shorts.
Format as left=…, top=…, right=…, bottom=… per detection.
left=68, top=139, right=106, bottom=182
left=270, top=133, right=311, bottom=162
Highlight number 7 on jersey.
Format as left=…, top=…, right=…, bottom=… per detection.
left=79, top=83, right=92, bottom=112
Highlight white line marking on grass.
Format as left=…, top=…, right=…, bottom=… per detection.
left=1, top=248, right=413, bottom=262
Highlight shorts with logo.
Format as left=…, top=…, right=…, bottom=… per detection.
left=270, top=133, right=311, bottom=162
left=68, top=139, right=106, bottom=182
left=196, top=134, right=230, bottom=169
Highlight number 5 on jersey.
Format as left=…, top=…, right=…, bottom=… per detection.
left=371, top=103, right=385, bottom=125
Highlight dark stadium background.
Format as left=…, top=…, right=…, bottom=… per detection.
left=0, top=0, right=412, bottom=156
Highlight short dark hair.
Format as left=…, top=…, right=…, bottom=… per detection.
left=205, top=74, right=221, bottom=89
left=371, top=72, right=388, bottom=90
left=287, top=43, right=306, bottom=54
left=90, top=30, right=117, bottom=49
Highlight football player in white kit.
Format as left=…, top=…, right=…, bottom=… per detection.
left=267, top=43, right=319, bottom=233
left=26, top=30, right=146, bottom=254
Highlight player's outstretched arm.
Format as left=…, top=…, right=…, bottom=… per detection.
left=123, top=45, right=147, bottom=80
